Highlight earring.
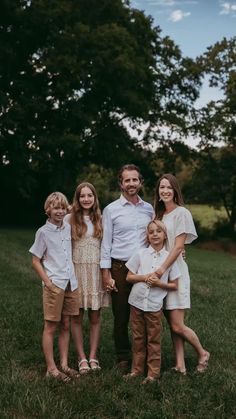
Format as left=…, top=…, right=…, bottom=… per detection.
left=159, top=198, right=162, bottom=202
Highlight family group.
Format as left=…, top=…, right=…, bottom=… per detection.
left=29, top=164, right=210, bottom=385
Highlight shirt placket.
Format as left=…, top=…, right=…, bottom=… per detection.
left=143, top=286, right=150, bottom=311
left=133, top=205, right=140, bottom=245
left=60, top=229, right=70, bottom=280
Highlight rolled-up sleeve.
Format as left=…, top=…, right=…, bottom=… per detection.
left=100, top=207, right=113, bottom=269
left=125, top=252, right=140, bottom=274
left=29, top=229, right=46, bottom=259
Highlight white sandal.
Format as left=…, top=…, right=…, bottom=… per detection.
left=89, top=358, right=101, bottom=371
left=78, top=358, right=90, bottom=375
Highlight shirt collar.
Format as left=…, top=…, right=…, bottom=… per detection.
left=45, top=220, right=66, bottom=231
left=148, top=245, right=166, bottom=256
left=119, top=194, right=144, bottom=206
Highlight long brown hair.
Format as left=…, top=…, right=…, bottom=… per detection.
left=154, top=174, right=184, bottom=219
left=70, top=182, right=102, bottom=240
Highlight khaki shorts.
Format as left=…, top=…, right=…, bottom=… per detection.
left=43, top=283, right=79, bottom=322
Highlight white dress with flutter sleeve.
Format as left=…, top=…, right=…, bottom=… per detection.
left=162, top=206, right=197, bottom=310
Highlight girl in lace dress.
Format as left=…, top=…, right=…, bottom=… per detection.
left=65, top=182, right=110, bottom=374
left=154, top=174, right=210, bottom=375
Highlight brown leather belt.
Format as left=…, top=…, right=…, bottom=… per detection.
left=111, top=258, right=127, bottom=265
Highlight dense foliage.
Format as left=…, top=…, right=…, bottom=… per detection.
left=191, top=38, right=236, bottom=232
left=0, top=1, right=235, bottom=234
left=0, top=0, right=200, bottom=225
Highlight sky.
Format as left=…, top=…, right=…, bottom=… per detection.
left=130, top=0, right=236, bottom=58
left=130, top=0, right=236, bottom=147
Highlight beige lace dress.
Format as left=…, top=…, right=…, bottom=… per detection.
left=72, top=216, right=110, bottom=310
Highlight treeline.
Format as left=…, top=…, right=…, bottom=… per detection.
left=0, top=0, right=235, bottom=234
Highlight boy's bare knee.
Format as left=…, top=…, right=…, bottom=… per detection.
left=71, top=315, right=81, bottom=326
left=44, top=320, right=58, bottom=334
left=60, top=316, right=70, bottom=331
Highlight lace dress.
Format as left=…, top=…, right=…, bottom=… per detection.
left=72, top=216, right=110, bottom=310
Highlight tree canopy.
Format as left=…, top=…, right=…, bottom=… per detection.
left=1, top=1, right=235, bottom=236
left=0, top=0, right=201, bottom=224
left=190, top=37, right=236, bottom=233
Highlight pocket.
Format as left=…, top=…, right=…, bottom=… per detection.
left=45, top=282, right=61, bottom=295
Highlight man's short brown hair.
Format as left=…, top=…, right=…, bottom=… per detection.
left=118, top=164, right=144, bottom=185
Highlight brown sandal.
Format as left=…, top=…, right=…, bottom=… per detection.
left=123, top=372, right=140, bottom=381
left=141, top=376, right=157, bottom=385
left=196, top=352, right=210, bottom=373
left=46, top=370, right=71, bottom=383
left=60, top=366, right=80, bottom=379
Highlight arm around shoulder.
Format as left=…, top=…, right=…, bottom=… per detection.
left=155, top=233, right=186, bottom=277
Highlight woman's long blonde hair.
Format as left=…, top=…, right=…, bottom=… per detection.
left=70, top=182, right=102, bottom=240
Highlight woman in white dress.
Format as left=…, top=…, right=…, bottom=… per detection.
left=154, top=174, right=210, bottom=374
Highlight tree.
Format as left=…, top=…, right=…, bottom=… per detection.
left=191, top=37, right=236, bottom=234
left=0, top=0, right=201, bottom=225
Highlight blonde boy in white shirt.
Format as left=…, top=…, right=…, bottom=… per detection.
left=125, top=220, right=180, bottom=384
left=29, top=192, right=80, bottom=382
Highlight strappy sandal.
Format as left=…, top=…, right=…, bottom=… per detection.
left=46, top=370, right=71, bottom=383
left=60, top=366, right=80, bottom=379
left=89, top=358, right=101, bottom=371
left=123, top=372, right=140, bottom=381
left=196, top=352, right=210, bottom=373
left=171, top=366, right=187, bottom=376
left=141, top=376, right=157, bottom=385
left=78, top=358, right=90, bottom=375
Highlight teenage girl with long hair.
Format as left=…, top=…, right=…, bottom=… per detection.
left=65, top=182, right=110, bottom=373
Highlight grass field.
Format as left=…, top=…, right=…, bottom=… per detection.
left=187, top=205, right=227, bottom=230
left=0, top=228, right=236, bottom=419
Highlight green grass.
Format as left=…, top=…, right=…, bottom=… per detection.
left=187, top=204, right=227, bottom=230
left=1, top=228, right=236, bottom=419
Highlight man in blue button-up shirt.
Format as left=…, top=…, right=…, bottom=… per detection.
left=100, top=164, right=153, bottom=371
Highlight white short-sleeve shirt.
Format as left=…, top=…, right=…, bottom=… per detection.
left=29, top=220, right=77, bottom=291
left=126, top=246, right=180, bottom=312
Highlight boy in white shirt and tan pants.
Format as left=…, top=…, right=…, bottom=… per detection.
left=124, top=220, right=180, bottom=384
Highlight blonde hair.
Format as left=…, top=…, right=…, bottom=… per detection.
left=44, top=192, right=69, bottom=216
left=146, top=219, right=167, bottom=244
left=70, top=182, right=102, bottom=240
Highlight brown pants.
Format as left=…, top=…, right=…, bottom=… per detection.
left=111, top=259, right=132, bottom=362
left=130, top=305, right=162, bottom=378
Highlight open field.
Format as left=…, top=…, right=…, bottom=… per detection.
left=0, top=228, right=236, bottom=419
left=187, top=205, right=227, bottom=230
